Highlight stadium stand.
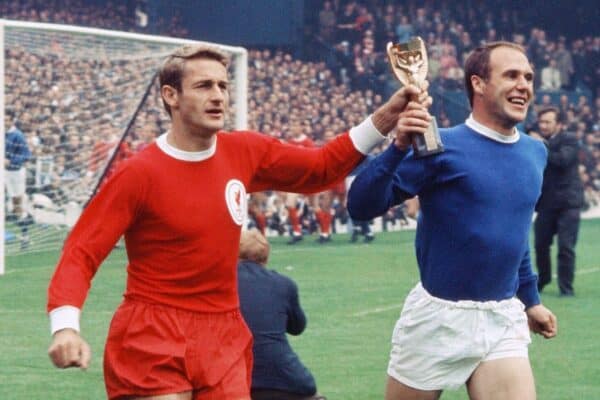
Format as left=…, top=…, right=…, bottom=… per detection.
left=2, top=0, right=598, bottom=240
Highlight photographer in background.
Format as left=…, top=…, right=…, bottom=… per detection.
left=238, top=229, right=326, bottom=400
left=533, top=107, right=584, bottom=297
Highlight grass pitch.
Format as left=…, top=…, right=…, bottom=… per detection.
left=1, top=219, right=599, bottom=399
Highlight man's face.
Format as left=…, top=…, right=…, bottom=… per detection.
left=479, top=47, right=534, bottom=129
left=168, top=58, right=229, bottom=136
left=538, top=112, right=561, bottom=138
left=288, top=120, right=302, bottom=138
left=4, top=114, right=15, bottom=132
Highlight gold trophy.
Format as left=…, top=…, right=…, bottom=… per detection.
left=386, top=37, right=443, bottom=157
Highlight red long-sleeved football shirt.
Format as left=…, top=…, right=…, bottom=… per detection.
left=47, top=123, right=382, bottom=331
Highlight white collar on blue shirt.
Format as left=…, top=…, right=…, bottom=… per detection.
left=465, top=114, right=520, bottom=144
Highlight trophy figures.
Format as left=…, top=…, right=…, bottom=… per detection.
left=386, top=37, right=444, bottom=158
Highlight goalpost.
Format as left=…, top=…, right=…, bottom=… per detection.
left=0, top=19, right=248, bottom=275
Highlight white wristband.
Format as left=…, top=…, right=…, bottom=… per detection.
left=349, top=115, right=386, bottom=154
left=49, top=306, right=80, bottom=335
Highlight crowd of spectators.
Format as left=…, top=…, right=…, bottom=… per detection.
left=2, top=0, right=599, bottom=246
left=312, top=0, right=598, bottom=98
left=310, top=0, right=600, bottom=211
left=4, top=38, right=169, bottom=201
left=0, top=0, right=188, bottom=38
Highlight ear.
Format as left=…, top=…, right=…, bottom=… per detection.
left=161, top=85, right=179, bottom=111
left=470, top=75, right=486, bottom=97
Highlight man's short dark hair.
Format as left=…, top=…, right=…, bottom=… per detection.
left=538, top=106, right=562, bottom=124
left=464, top=41, right=527, bottom=107
left=5, top=109, right=15, bottom=121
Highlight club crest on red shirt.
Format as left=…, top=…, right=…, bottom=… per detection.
left=225, top=179, right=247, bottom=225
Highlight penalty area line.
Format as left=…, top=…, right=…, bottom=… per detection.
left=353, top=267, right=600, bottom=317
left=3, top=265, right=52, bottom=274
left=353, top=303, right=403, bottom=317
left=554, top=266, right=599, bottom=278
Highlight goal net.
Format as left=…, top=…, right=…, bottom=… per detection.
left=0, top=20, right=248, bottom=274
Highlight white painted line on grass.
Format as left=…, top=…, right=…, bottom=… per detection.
left=271, top=245, right=371, bottom=255
left=353, top=304, right=403, bottom=317
left=353, top=267, right=600, bottom=317
left=0, top=309, right=114, bottom=314
left=3, top=260, right=124, bottom=274
left=553, top=267, right=599, bottom=278
left=3, top=267, right=46, bottom=274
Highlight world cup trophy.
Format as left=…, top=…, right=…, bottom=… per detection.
left=386, top=37, right=444, bottom=157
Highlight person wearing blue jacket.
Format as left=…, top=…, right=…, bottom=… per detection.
left=237, top=229, right=326, bottom=400
left=348, top=42, right=557, bottom=400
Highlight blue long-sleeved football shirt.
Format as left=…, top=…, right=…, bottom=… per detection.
left=348, top=117, right=547, bottom=308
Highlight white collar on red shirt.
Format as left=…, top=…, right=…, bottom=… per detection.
left=292, top=133, right=308, bottom=142
left=156, top=132, right=216, bottom=161
left=466, top=114, right=520, bottom=144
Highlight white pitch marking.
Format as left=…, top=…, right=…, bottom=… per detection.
left=4, top=265, right=51, bottom=274
left=353, top=304, right=403, bottom=317
left=353, top=267, right=600, bottom=317
left=553, top=267, right=599, bottom=278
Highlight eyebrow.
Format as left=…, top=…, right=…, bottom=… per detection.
left=502, top=68, right=534, bottom=77
left=191, top=78, right=229, bottom=86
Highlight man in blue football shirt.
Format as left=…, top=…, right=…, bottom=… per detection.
left=348, top=42, right=557, bottom=400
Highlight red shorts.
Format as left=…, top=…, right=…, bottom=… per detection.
left=103, top=299, right=253, bottom=400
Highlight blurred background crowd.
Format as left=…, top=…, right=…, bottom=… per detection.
left=2, top=0, right=598, bottom=245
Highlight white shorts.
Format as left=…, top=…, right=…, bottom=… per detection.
left=5, top=168, right=26, bottom=197
left=387, top=283, right=531, bottom=391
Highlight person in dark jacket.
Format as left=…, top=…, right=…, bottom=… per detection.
left=534, top=107, right=584, bottom=296
left=237, top=229, right=326, bottom=400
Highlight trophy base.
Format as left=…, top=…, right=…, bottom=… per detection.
left=412, top=117, right=444, bottom=158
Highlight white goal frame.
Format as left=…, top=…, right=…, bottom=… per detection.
left=0, top=19, right=248, bottom=275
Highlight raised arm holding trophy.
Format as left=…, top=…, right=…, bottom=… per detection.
left=387, top=37, right=444, bottom=157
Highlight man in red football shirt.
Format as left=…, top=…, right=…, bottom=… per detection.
left=47, top=44, right=432, bottom=400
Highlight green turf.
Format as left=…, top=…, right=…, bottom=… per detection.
left=1, top=219, right=599, bottom=399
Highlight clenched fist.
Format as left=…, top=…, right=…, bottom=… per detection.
left=48, top=328, right=91, bottom=370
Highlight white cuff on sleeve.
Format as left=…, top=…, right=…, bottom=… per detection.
left=49, top=306, right=81, bottom=335
left=348, top=115, right=386, bottom=155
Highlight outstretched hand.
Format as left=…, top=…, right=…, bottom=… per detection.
left=48, top=328, right=91, bottom=370
left=389, top=81, right=431, bottom=112
left=372, top=81, right=432, bottom=135
left=526, top=304, right=557, bottom=339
